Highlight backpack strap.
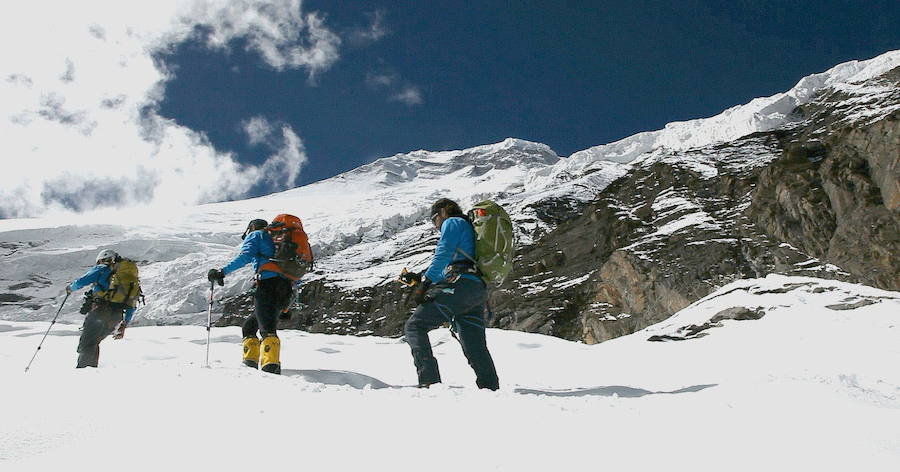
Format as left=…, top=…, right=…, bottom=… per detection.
left=451, top=247, right=481, bottom=279
left=455, top=247, right=476, bottom=264
left=126, top=282, right=135, bottom=305
left=453, top=218, right=481, bottom=272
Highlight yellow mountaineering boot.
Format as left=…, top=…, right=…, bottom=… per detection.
left=242, top=337, right=260, bottom=368
left=260, top=335, right=281, bottom=374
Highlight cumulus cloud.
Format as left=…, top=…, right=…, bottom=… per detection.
left=391, top=86, right=424, bottom=106
left=183, top=1, right=341, bottom=77
left=0, top=0, right=336, bottom=218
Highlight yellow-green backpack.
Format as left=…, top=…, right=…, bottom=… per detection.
left=98, top=259, right=143, bottom=307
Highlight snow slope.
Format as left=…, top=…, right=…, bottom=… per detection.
left=1, top=275, right=898, bottom=471
left=0, top=137, right=626, bottom=324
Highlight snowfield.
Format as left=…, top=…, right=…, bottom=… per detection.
left=2, top=275, right=898, bottom=471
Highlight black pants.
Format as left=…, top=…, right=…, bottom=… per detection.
left=404, top=277, right=499, bottom=390
left=76, top=302, right=124, bottom=368
left=242, top=276, right=292, bottom=338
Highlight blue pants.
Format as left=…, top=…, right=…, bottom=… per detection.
left=404, top=278, right=499, bottom=390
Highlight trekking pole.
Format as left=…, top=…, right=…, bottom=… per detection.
left=25, top=292, right=70, bottom=373
left=206, top=281, right=214, bottom=368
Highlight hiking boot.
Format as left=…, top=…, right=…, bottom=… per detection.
left=242, top=337, right=260, bottom=368
left=260, top=335, right=281, bottom=375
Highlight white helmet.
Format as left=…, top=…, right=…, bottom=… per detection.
left=95, top=249, right=119, bottom=265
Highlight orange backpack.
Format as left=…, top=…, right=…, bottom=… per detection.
left=258, top=214, right=314, bottom=281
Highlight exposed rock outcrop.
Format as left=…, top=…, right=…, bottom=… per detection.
left=217, top=66, right=899, bottom=346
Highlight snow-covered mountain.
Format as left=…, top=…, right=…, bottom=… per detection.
left=1, top=50, right=898, bottom=346
left=493, top=51, right=899, bottom=342
left=559, top=50, right=900, bottom=165
left=0, top=137, right=626, bottom=325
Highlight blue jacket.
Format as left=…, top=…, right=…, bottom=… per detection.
left=69, top=265, right=136, bottom=324
left=424, top=216, right=480, bottom=284
left=222, top=230, right=282, bottom=280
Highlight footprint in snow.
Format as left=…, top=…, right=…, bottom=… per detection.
left=190, top=335, right=242, bottom=344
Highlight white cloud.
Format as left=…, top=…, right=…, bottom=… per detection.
left=366, top=71, right=398, bottom=88
left=260, top=125, right=307, bottom=188
left=347, top=10, right=389, bottom=46
left=179, top=0, right=341, bottom=76
left=391, top=86, right=424, bottom=106
left=242, top=116, right=275, bottom=146
left=368, top=69, right=423, bottom=107
left=240, top=116, right=308, bottom=188
left=0, top=0, right=336, bottom=218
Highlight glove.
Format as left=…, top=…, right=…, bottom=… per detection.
left=79, top=291, right=94, bottom=314
left=405, top=279, right=432, bottom=308
left=398, top=268, right=422, bottom=287
left=207, top=269, right=225, bottom=286
left=112, top=321, right=126, bottom=340
left=413, top=284, right=428, bottom=305
left=65, top=285, right=72, bottom=295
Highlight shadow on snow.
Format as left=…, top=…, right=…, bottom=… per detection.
left=281, top=369, right=469, bottom=390
left=282, top=369, right=396, bottom=389
left=514, top=384, right=718, bottom=398
left=0, top=324, right=28, bottom=333
left=281, top=368, right=717, bottom=397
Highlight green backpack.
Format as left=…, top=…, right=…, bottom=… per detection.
left=464, top=200, right=515, bottom=284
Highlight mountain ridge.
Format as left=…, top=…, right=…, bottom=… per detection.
left=0, top=51, right=897, bottom=346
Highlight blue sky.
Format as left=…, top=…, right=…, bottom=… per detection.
left=156, top=0, right=900, bottom=194
left=1, top=1, right=898, bottom=217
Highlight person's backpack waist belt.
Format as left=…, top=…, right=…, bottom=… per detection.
left=444, top=261, right=481, bottom=284
left=90, top=297, right=127, bottom=312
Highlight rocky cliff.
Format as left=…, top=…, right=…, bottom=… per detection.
left=219, top=65, right=899, bottom=345
left=494, top=65, right=899, bottom=343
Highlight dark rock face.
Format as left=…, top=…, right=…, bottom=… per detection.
left=492, top=133, right=818, bottom=344
left=491, top=68, right=898, bottom=344
left=218, top=67, right=900, bottom=345
left=750, top=75, right=900, bottom=289
left=215, top=275, right=414, bottom=337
